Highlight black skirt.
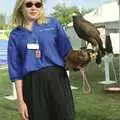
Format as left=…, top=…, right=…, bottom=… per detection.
left=23, top=66, right=75, bottom=120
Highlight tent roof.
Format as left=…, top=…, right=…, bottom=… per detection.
left=84, top=1, right=119, bottom=23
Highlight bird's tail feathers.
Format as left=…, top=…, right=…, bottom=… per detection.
left=92, top=44, right=105, bottom=64
left=95, top=50, right=102, bottom=64
left=95, top=47, right=106, bottom=64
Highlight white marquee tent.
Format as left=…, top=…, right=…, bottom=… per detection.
left=84, top=1, right=120, bottom=54
left=84, top=0, right=120, bottom=85
left=84, top=1, right=119, bottom=23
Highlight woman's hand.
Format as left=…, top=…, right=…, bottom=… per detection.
left=18, top=101, right=29, bottom=120
left=15, top=80, right=28, bottom=120
left=65, top=49, right=93, bottom=70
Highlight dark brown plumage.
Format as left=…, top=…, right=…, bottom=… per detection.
left=105, top=35, right=113, bottom=54
left=72, top=12, right=105, bottom=64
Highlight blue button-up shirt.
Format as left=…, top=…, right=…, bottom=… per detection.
left=8, top=17, right=72, bottom=81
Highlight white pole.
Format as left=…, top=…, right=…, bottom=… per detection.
left=104, top=57, right=110, bottom=82
left=66, top=70, right=78, bottom=90
left=12, top=82, right=17, bottom=98
left=4, top=82, right=17, bottom=100
left=118, top=0, right=120, bottom=84
left=98, top=54, right=117, bottom=84
left=67, top=70, right=70, bottom=77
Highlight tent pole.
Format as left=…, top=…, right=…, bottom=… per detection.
left=118, top=0, right=120, bottom=85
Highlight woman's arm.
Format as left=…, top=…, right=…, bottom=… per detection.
left=15, top=80, right=24, bottom=103
left=8, top=31, right=28, bottom=119
left=15, top=80, right=29, bottom=120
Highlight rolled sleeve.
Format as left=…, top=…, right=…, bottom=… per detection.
left=55, top=19, right=72, bottom=58
left=8, top=34, right=22, bottom=82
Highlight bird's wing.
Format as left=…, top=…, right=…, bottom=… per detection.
left=80, top=19, right=104, bottom=46
left=74, top=19, right=92, bottom=36
left=82, top=20, right=101, bottom=39
left=73, top=19, right=99, bottom=45
left=75, top=18, right=101, bottom=38
left=83, top=19, right=100, bottom=34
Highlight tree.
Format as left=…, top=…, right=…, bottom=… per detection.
left=0, top=24, right=4, bottom=29
left=0, top=13, right=5, bottom=25
left=51, top=3, right=95, bottom=27
left=51, top=5, right=79, bottom=27
left=81, top=8, right=94, bottom=15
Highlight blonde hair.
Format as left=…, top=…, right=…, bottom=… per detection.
left=12, top=0, right=48, bottom=26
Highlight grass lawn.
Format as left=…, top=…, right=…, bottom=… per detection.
left=0, top=56, right=120, bottom=120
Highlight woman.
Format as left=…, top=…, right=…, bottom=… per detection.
left=8, top=0, right=75, bottom=120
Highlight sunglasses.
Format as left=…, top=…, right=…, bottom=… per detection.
left=25, top=2, right=42, bottom=8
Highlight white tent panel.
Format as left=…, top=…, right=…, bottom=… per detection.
left=110, top=33, right=120, bottom=54
left=84, top=1, right=120, bottom=54
left=84, top=1, right=119, bottom=23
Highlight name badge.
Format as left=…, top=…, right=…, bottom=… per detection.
left=27, top=44, right=39, bottom=50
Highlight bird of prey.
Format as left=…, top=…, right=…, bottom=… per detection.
left=72, top=12, right=105, bottom=64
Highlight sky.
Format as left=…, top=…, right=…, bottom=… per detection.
left=0, top=0, right=113, bottom=16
